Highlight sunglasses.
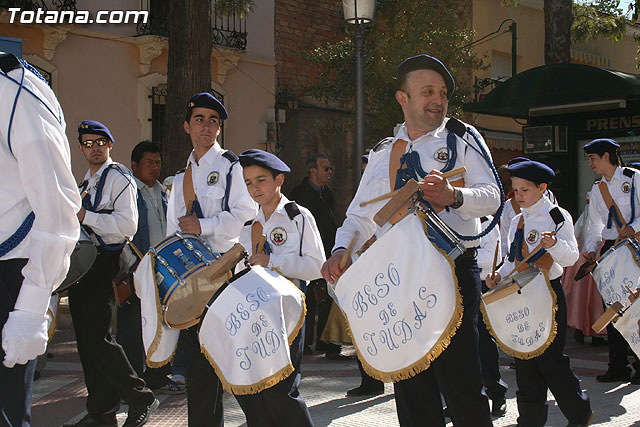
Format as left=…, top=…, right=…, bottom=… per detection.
left=81, top=138, right=109, bottom=148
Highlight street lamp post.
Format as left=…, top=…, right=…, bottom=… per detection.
left=342, top=0, right=375, bottom=189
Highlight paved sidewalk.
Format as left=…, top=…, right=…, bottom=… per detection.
left=32, top=301, right=640, bottom=426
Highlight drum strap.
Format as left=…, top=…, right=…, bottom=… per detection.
left=251, top=222, right=271, bottom=255
left=389, top=139, right=408, bottom=191
left=511, top=198, right=521, bottom=215
left=509, top=216, right=554, bottom=272
left=182, top=163, right=203, bottom=218
left=598, top=180, right=626, bottom=232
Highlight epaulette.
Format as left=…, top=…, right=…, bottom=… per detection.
left=549, top=207, right=565, bottom=225
left=175, top=168, right=186, bottom=175
left=0, top=53, right=21, bottom=74
left=623, top=167, right=636, bottom=178
left=284, top=201, right=301, bottom=220
left=480, top=216, right=488, bottom=223
left=372, top=137, right=394, bottom=152
left=243, top=219, right=253, bottom=226
left=222, top=150, right=239, bottom=163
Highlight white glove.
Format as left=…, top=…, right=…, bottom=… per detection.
left=2, top=310, right=48, bottom=368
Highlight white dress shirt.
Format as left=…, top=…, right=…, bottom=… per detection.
left=238, top=195, right=325, bottom=282
left=334, top=119, right=501, bottom=252
left=585, top=166, right=640, bottom=253
left=0, top=64, right=81, bottom=315
left=81, top=158, right=138, bottom=245
left=166, top=143, right=258, bottom=252
left=497, top=196, right=578, bottom=281
left=478, top=215, right=501, bottom=279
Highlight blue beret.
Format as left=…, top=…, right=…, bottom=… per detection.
left=239, top=149, right=290, bottom=173
left=583, top=138, right=619, bottom=154
left=78, top=120, right=114, bottom=143
left=186, top=92, right=228, bottom=120
left=630, top=162, right=640, bottom=170
left=397, top=54, right=455, bottom=99
left=507, top=158, right=555, bottom=183
left=508, top=157, right=528, bottom=166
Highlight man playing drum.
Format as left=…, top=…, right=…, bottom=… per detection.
left=234, top=148, right=326, bottom=426
left=66, top=121, right=158, bottom=427
left=0, top=53, right=81, bottom=427
left=165, top=93, right=257, bottom=426
left=322, top=54, right=500, bottom=427
left=486, top=159, right=592, bottom=427
left=582, top=138, right=640, bottom=384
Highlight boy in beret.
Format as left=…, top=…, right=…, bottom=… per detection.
left=165, top=93, right=257, bottom=426
left=582, top=138, right=640, bottom=383
left=487, top=159, right=592, bottom=427
left=67, top=120, right=158, bottom=427
left=322, top=54, right=500, bottom=426
left=234, top=148, right=325, bottom=426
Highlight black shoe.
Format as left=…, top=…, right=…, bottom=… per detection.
left=596, top=370, right=630, bottom=382
left=63, top=413, right=117, bottom=427
left=574, top=329, right=585, bottom=344
left=590, top=336, right=606, bottom=346
left=303, top=345, right=313, bottom=355
left=315, top=341, right=328, bottom=351
left=566, top=410, right=594, bottom=427
left=123, top=399, right=159, bottom=427
left=325, top=352, right=353, bottom=361
left=346, top=385, right=384, bottom=396
left=491, top=397, right=507, bottom=417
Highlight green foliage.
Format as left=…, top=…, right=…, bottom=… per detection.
left=213, top=0, right=255, bottom=18
left=573, top=0, right=627, bottom=42
left=305, top=0, right=484, bottom=144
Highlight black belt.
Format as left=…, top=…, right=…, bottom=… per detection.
left=457, top=247, right=478, bottom=261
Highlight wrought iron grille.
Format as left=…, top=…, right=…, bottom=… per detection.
left=137, top=0, right=247, bottom=51
left=150, top=84, right=225, bottom=148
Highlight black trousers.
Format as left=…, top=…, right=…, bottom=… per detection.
left=0, top=259, right=36, bottom=427
left=600, top=239, right=639, bottom=373
left=515, top=278, right=591, bottom=427
left=235, top=323, right=314, bottom=427
left=304, top=279, right=331, bottom=347
left=479, top=281, right=508, bottom=402
left=179, top=326, right=224, bottom=427
left=68, top=249, right=154, bottom=416
left=393, top=250, right=493, bottom=427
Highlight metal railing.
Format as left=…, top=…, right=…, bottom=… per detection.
left=0, top=0, right=76, bottom=12
left=137, top=0, right=247, bottom=51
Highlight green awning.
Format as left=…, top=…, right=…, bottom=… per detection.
left=464, top=63, right=640, bottom=119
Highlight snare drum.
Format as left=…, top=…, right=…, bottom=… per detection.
left=54, top=227, right=97, bottom=294
left=592, top=237, right=640, bottom=308
left=151, top=233, right=246, bottom=329
left=415, top=202, right=466, bottom=260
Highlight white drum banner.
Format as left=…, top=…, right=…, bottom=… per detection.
left=199, top=266, right=305, bottom=395
left=613, top=298, right=640, bottom=359
left=593, top=239, right=640, bottom=308
left=134, top=254, right=180, bottom=367
left=481, top=269, right=557, bottom=359
left=334, top=213, right=462, bottom=383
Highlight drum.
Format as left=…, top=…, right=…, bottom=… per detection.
left=54, top=227, right=97, bottom=294
left=334, top=212, right=461, bottom=383
left=150, top=233, right=246, bottom=329
left=612, top=297, right=640, bottom=358
left=481, top=268, right=557, bottom=359
left=414, top=202, right=466, bottom=260
left=592, top=237, right=640, bottom=308
left=198, top=265, right=305, bottom=395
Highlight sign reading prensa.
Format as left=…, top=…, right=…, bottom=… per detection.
left=334, top=213, right=462, bottom=383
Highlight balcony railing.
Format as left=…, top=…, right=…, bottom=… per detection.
left=137, top=0, right=247, bottom=51
left=0, top=0, right=76, bottom=12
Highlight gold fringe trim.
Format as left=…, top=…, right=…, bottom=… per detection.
left=480, top=269, right=558, bottom=360
left=344, top=211, right=464, bottom=383
left=198, top=271, right=306, bottom=395
left=145, top=255, right=175, bottom=368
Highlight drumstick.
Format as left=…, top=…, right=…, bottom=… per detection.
left=490, top=242, right=500, bottom=280
left=359, top=167, right=466, bottom=207
left=125, top=237, right=145, bottom=260
left=256, top=234, right=266, bottom=255
left=339, top=231, right=360, bottom=270
left=504, top=231, right=557, bottom=279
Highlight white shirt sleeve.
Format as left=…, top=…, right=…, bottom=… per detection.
left=477, top=219, right=500, bottom=276
left=546, top=209, right=579, bottom=268
left=584, top=183, right=605, bottom=254
left=5, top=72, right=81, bottom=316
